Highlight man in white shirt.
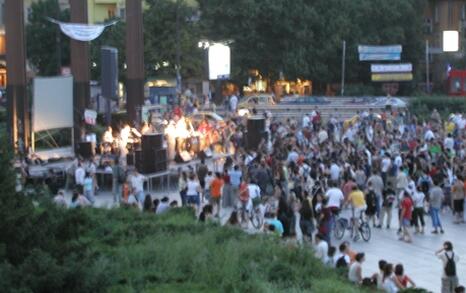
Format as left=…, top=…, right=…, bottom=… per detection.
left=329, top=163, right=341, bottom=184
left=435, top=241, right=460, bottom=293
left=424, top=128, right=435, bottom=141
left=229, top=94, right=238, bottom=112
left=444, top=133, right=455, bottom=151
left=314, top=233, right=329, bottom=264
left=75, top=163, right=85, bottom=192
left=380, top=154, right=391, bottom=184
left=130, top=170, right=145, bottom=203
left=325, top=182, right=344, bottom=211
left=302, top=114, right=310, bottom=128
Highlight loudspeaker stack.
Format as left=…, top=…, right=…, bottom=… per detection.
left=135, top=133, right=167, bottom=174
left=77, top=142, right=95, bottom=159
left=247, top=116, right=266, bottom=150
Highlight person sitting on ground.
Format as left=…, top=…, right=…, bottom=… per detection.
left=227, top=210, right=240, bottom=226
left=199, top=204, right=213, bottom=222
left=169, top=200, right=178, bottom=208
left=371, top=259, right=388, bottom=290
left=394, top=263, right=416, bottom=289
left=314, top=233, right=329, bottom=264
left=142, top=194, right=153, bottom=213
left=152, top=199, right=160, bottom=213
left=348, top=252, right=365, bottom=285
left=70, top=190, right=91, bottom=209
left=335, top=241, right=352, bottom=269
left=156, top=197, right=170, bottom=215
left=264, top=212, right=284, bottom=237
left=326, top=246, right=337, bottom=267
left=53, top=190, right=67, bottom=208
left=382, top=263, right=402, bottom=293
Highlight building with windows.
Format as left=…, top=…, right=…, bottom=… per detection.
left=87, top=0, right=126, bottom=23
left=424, top=0, right=466, bottom=90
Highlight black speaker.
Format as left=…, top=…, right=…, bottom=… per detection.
left=77, top=142, right=95, bottom=159
left=142, top=133, right=164, bottom=151
left=134, top=148, right=168, bottom=174
left=101, top=47, right=118, bottom=100
left=247, top=116, right=265, bottom=150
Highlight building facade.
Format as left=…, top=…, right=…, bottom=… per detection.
left=424, top=0, right=466, bottom=89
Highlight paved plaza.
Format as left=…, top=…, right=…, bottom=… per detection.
left=64, top=186, right=465, bottom=293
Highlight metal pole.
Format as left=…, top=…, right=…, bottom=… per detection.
left=341, top=40, right=346, bottom=96
left=175, top=0, right=182, bottom=93
left=426, top=39, right=430, bottom=94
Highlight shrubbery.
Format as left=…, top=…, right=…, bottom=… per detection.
left=408, top=95, right=466, bottom=121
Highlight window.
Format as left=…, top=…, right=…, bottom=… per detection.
left=119, top=8, right=125, bottom=19
left=424, top=18, right=433, bottom=34
left=108, top=8, right=115, bottom=19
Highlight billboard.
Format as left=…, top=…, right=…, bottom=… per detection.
left=32, top=76, right=74, bottom=132
left=208, top=43, right=231, bottom=80
left=371, top=63, right=412, bottom=73
left=371, top=73, right=413, bottom=82
left=358, top=45, right=402, bottom=61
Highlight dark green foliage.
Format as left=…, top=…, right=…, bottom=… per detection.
left=26, top=0, right=70, bottom=76
left=408, top=96, right=466, bottom=121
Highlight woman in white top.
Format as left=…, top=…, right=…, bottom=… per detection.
left=412, top=186, right=426, bottom=234
left=348, top=253, right=365, bottom=284
left=186, top=174, right=201, bottom=210
left=382, top=263, right=401, bottom=293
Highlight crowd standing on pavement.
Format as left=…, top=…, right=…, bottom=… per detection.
left=40, top=97, right=466, bottom=292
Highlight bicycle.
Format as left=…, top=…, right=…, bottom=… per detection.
left=238, top=198, right=264, bottom=229
left=334, top=211, right=371, bottom=242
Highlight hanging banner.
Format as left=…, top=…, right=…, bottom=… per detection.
left=47, top=17, right=118, bottom=42
left=371, top=63, right=412, bottom=73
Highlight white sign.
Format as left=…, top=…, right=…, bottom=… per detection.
left=358, top=45, right=402, bottom=54
left=47, top=17, right=117, bottom=42
left=208, top=43, right=231, bottom=80
left=84, top=109, right=97, bottom=125
left=371, top=63, right=412, bottom=73
left=33, top=76, right=74, bottom=132
left=443, top=30, right=459, bottom=52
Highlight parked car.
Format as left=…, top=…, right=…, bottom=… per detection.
left=238, top=94, right=276, bottom=108
left=281, top=96, right=331, bottom=105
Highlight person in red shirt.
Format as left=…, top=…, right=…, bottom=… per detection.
left=210, top=173, right=224, bottom=217
left=399, top=191, right=413, bottom=243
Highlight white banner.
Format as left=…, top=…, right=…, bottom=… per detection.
left=371, top=63, right=412, bottom=73
left=358, top=45, right=402, bottom=54
left=47, top=17, right=117, bottom=42
left=84, top=109, right=97, bottom=125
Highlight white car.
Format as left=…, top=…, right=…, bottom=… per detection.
left=238, top=94, right=276, bottom=108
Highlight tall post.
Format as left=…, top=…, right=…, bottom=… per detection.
left=340, top=40, right=346, bottom=96
left=5, top=0, right=29, bottom=152
left=126, top=0, right=145, bottom=125
left=70, top=0, right=90, bottom=146
left=425, top=40, right=431, bottom=94
left=175, top=0, right=182, bottom=93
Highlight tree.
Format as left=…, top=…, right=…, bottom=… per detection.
left=26, top=0, right=70, bottom=76
left=199, top=0, right=426, bottom=93
left=144, top=0, right=203, bottom=79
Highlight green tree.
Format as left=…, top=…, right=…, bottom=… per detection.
left=144, top=0, right=203, bottom=79
left=199, top=0, right=426, bottom=93
left=26, top=0, right=70, bottom=76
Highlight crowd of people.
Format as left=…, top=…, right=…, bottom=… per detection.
left=43, top=99, right=466, bottom=292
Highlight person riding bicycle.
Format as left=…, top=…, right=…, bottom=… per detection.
left=248, top=180, right=262, bottom=209
left=346, top=185, right=367, bottom=241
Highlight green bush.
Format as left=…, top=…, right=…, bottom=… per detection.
left=408, top=95, right=466, bottom=121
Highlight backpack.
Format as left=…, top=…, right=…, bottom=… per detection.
left=445, top=253, right=456, bottom=277
left=335, top=256, right=348, bottom=268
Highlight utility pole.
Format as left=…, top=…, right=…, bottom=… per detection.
left=426, top=40, right=430, bottom=94
left=126, top=0, right=145, bottom=125
left=70, top=0, right=90, bottom=147
left=340, top=40, right=346, bottom=96
left=5, top=0, right=29, bottom=152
